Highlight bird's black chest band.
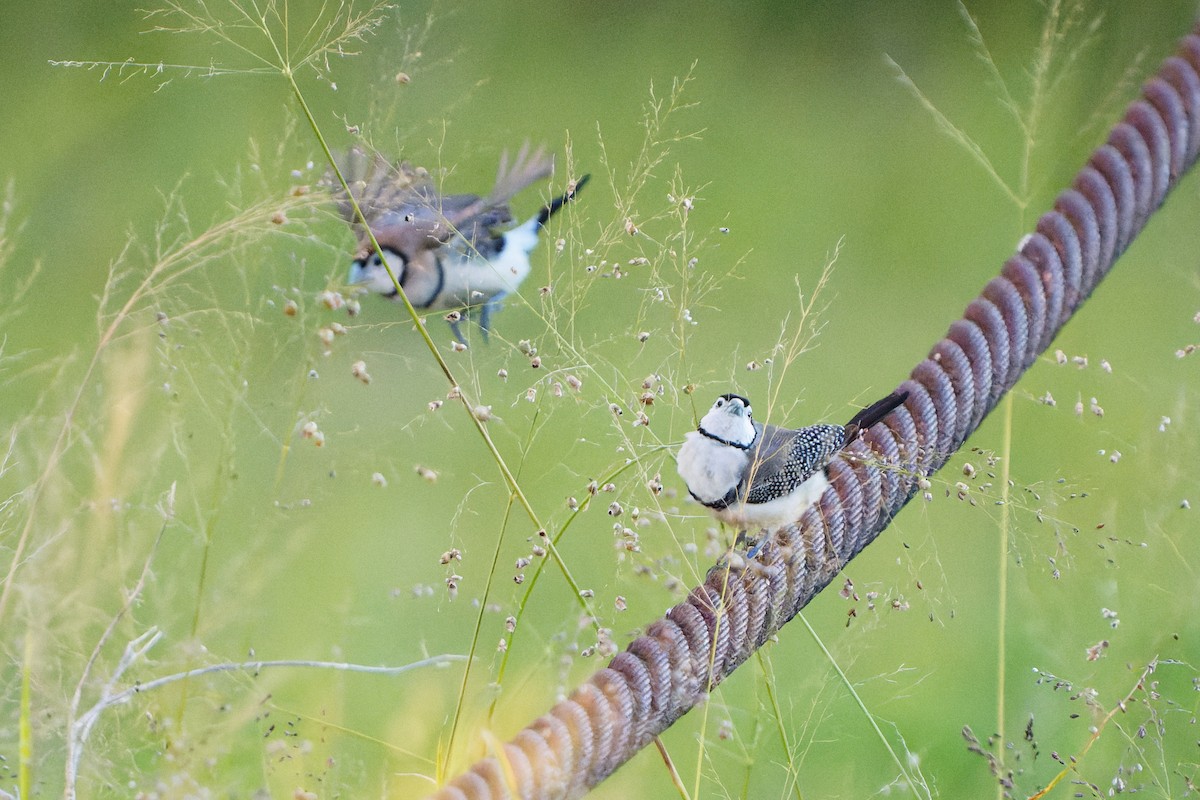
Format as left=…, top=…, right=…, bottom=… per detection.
left=690, top=486, right=741, bottom=511
left=696, top=425, right=755, bottom=450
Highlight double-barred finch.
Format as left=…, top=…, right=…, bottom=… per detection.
left=676, top=390, right=909, bottom=555
left=328, top=144, right=589, bottom=341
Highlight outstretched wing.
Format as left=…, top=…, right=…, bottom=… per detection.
left=445, top=143, right=556, bottom=255
left=325, top=145, right=553, bottom=260
left=324, top=148, right=463, bottom=258
left=489, top=143, right=554, bottom=209
left=325, top=148, right=419, bottom=220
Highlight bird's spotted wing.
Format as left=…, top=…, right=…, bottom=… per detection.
left=743, top=423, right=846, bottom=505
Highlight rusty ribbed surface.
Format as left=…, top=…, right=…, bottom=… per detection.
left=430, top=21, right=1200, bottom=800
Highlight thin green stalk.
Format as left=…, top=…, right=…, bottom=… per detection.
left=20, top=633, right=32, bottom=800
left=756, top=650, right=805, bottom=800
left=654, top=736, right=691, bottom=799
left=799, top=613, right=925, bottom=798
left=996, top=394, right=1014, bottom=794
left=691, top=562, right=732, bottom=799
left=691, top=671, right=713, bottom=800
left=443, top=406, right=540, bottom=780
left=442, top=489, right=520, bottom=783
left=486, top=451, right=665, bottom=723
left=1018, top=0, right=1063, bottom=207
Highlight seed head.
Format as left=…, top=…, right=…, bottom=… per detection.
left=318, top=290, right=344, bottom=310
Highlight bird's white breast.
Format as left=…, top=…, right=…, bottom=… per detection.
left=677, top=431, right=748, bottom=505
left=715, top=471, right=830, bottom=530
left=436, top=216, right=540, bottom=309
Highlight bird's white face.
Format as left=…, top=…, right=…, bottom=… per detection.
left=349, top=249, right=406, bottom=294
left=698, top=394, right=757, bottom=448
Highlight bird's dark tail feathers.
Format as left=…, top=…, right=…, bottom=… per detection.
left=536, top=174, right=591, bottom=226
left=844, top=390, right=909, bottom=440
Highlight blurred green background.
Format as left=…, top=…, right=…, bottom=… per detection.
left=2, top=1, right=1198, bottom=798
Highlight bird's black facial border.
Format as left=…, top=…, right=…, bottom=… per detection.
left=715, top=393, right=752, bottom=417
left=698, top=393, right=757, bottom=449
left=352, top=248, right=408, bottom=298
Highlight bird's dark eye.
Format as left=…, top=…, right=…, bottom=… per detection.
left=715, top=398, right=725, bottom=408
left=369, top=253, right=383, bottom=268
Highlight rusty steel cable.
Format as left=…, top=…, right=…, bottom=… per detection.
left=428, top=20, right=1200, bottom=800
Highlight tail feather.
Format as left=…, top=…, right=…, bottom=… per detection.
left=537, top=173, right=591, bottom=226
left=844, top=391, right=908, bottom=439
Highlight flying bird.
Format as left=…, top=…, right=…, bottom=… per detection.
left=328, top=144, right=588, bottom=341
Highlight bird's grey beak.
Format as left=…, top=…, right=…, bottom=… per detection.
left=729, top=401, right=745, bottom=416
left=348, top=259, right=366, bottom=284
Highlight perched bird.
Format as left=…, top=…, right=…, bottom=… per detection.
left=676, top=390, right=908, bottom=553
left=328, top=144, right=589, bottom=341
